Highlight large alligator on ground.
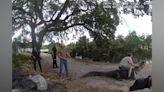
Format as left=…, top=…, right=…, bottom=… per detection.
left=80, top=60, right=146, bottom=80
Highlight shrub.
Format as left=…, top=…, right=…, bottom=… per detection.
left=12, top=53, right=31, bottom=69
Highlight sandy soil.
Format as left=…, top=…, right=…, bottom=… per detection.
left=40, top=53, right=152, bottom=92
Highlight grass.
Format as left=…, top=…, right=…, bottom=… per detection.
left=12, top=52, right=44, bottom=69
left=12, top=52, right=32, bottom=69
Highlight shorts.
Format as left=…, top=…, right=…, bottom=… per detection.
left=119, top=66, right=130, bottom=71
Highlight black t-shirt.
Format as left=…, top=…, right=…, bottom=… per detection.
left=52, top=46, right=57, bottom=55
left=32, top=50, right=40, bottom=58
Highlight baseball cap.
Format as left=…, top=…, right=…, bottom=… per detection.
left=61, top=43, right=65, bottom=46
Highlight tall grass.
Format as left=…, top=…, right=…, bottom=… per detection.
left=12, top=53, right=31, bottom=69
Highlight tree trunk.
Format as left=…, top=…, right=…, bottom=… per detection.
left=112, top=54, right=115, bottom=63
left=37, top=36, right=44, bottom=51
left=23, top=47, right=25, bottom=52
left=31, top=27, right=37, bottom=48
left=37, top=31, right=46, bottom=51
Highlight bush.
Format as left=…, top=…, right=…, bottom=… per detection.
left=12, top=53, right=32, bottom=69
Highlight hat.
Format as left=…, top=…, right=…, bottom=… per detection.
left=61, top=43, right=65, bottom=46
left=127, top=53, right=133, bottom=56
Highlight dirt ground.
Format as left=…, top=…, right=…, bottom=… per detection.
left=40, top=53, right=152, bottom=92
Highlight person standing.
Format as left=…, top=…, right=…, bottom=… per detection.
left=51, top=43, right=58, bottom=68
left=31, top=46, right=42, bottom=72
left=58, top=43, right=72, bottom=78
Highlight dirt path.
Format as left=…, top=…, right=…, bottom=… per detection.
left=40, top=53, right=152, bottom=92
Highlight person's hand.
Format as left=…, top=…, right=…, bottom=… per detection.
left=136, top=64, right=139, bottom=67
left=69, top=57, right=72, bottom=60
left=63, top=58, right=67, bottom=60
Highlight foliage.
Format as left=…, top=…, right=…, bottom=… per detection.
left=41, top=46, right=48, bottom=49
left=12, top=53, right=31, bottom=69
left=66, top=30, right=152, bottom=63
left=12, top=0, right=152, bottom=50
left=45, top=42, right=61, bottom=54
left=12, top=38, right=32, bottom=53
left=12, top=38, right=19, bottom=53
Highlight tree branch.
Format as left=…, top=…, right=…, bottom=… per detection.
left=12, top=7, right=33, bottom=18
left=37, top=0, right=72, bottom=31
left=34, top=0, right=39, bottom=23
left=83, top=25, right=107, bottom=39
left=13, top=16, right=31, bottom=25
left=50, top=11, right=58, bottom=21
left=63, top=9, right=87, bottom=21
left=54, top=0, right=70, bottom=21
left=34, top=0, right=47, bottom=26
left=47, top=23, right=85, bottom=32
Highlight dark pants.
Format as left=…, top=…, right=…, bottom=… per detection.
left=119, top=66, right=130, bottom=71
left=33, top=58, right=42, bottom=72
left=130, top=78, right=149, bottom=91
left=52, top=56, right=58, bottom=68
left=119, top=66, right=131, bottom=78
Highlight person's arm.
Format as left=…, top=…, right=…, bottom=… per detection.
left=66, top=52, right=72, bottom=59
left=52, top=51, right=54, bottom=57
left=31, top=51, right=36, bottom=59
left=148, top=77, right=152, bottom=88
left=51, top=47, right=54, bottom=57
left=128, top=58, right=139, bottom=67
left=130, top=62, right=139, bottom=67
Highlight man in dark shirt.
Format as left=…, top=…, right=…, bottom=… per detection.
left=51, top=43, right=58, bottom=68
left=129, top=75, right=152, bottom=91
left=31, top=46, right=42, bottom=72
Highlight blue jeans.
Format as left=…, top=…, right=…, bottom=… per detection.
left=59, top=59, right=69, bottom=77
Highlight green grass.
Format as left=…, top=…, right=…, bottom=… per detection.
left=12, top=53, right=32, bottom=69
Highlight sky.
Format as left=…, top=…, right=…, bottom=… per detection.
left=115, top=14, right=152, bottom=37
left=12, top=0, right=152, bottom=45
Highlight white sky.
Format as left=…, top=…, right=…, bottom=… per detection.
left=115, top=14, right=152, bottom=37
